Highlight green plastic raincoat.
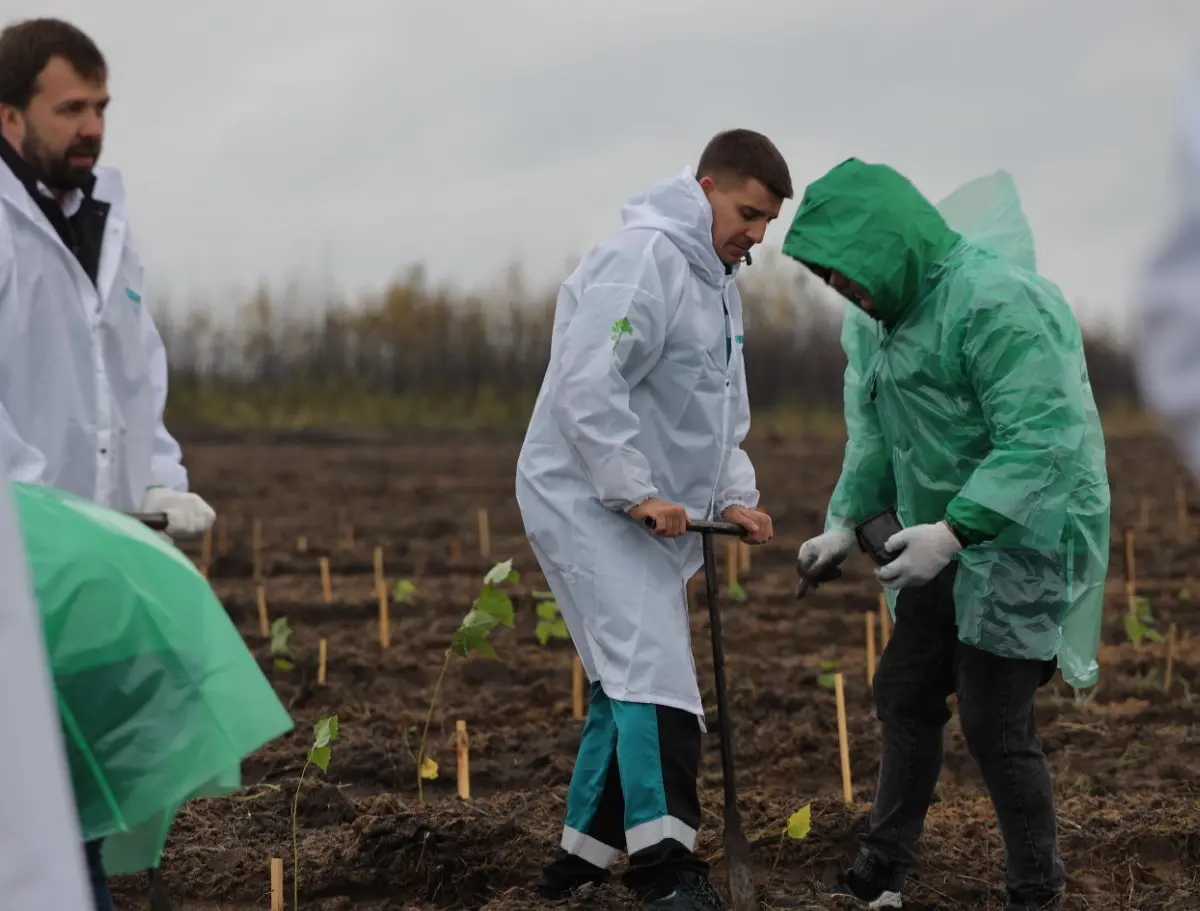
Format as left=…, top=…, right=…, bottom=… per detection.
left=12, top=481, right=294, bottom=875
left=781, top=159, right=1111, bottom=688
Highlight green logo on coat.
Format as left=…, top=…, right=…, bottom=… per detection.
left=610, top=317, right=633, bottom=344
left=126, top=288, right=142, bottom=307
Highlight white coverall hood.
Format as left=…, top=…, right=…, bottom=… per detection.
left=618, top=167, right=733, bottom=289
left=515, top=167, right=759, bottom=722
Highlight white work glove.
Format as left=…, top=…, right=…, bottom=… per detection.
left=876, top=521, right=962, bottom=589
left=141, top=487, right=216, bottom=539
left=797, top=529, right=855, bottom=576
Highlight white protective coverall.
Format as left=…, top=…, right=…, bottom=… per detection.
left=1137, top=65, right=1200, bottom=479
left=0, top=469, right=93, bottom=909
left=0, top=155, right=211, bottom=534
left=515, top=167, right=759, bottom=722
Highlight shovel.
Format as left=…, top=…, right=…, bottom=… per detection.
left=643, top=516, right=758, bottom=911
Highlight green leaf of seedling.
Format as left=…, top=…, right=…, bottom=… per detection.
left=1145, top=627, right=1165, bottom=644
left=532, top=590, right=555, bottom=600
left=308, top=745, right=331, bottom=772
left=817, top=660, right=838, bottom=690
left=1179, top=588, right=1192, bottom=602
left=1123, top=614, right=1146, bottom=649
left=451, top=609, right=500, bottom=659
left=727, top=581, right=747, bottom=604
left=536, top=600, right=560, bottom=621
left=270, top=617, right=291, bottom=655
left=484, top=559, right=517, bottom=587
left=393, top=579, right=417, bottom=604
left=535, top=617, right=569, bottom=646
left=273, top=657, right=294, bottom=671
left=313, top=715, right=338, bottom=748
left=475, top=586, right=515, bottom=627
left=785, top=804, right=812, bottom=840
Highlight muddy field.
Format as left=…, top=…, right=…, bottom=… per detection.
left=110, top=428, right=1200, bottom=910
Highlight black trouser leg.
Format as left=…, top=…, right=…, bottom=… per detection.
left=859, top=567, right=958, bottom=882
left=956, top=645, right=1064, bottom=905
left=620, top=703, right=708, bottom=901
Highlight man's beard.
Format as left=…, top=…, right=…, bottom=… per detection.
left=21, top=127, right=100, bottom=191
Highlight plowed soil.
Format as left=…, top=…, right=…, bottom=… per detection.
left=110, top=429, right=1200, bottom=910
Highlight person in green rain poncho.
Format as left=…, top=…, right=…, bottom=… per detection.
left=783, top=159, right=1110, bottom=911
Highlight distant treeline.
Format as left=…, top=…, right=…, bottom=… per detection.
left=156, top=255, right=1138, bottom=431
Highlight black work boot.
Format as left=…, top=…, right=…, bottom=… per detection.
left=821, top=853, right=904, bottom=908
left=534, top=848, right=610, bottom=899
left=643, top=869, right=725, bottom=910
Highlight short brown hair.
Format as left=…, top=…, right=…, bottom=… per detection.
left=697, top=129, right=793, bottom=200
left=0, top=18, right=106, bottom=109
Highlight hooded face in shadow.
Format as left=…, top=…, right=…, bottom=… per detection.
left=782, top=158, right=961, bottom=326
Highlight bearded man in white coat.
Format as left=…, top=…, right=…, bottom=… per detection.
left=516, top=129, right=791, bottom=911
left=0, top=18, right=215, bottom=911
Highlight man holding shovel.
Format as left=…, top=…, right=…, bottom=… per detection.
left=516, top=129, right=790, bottom=910
left=784, top=159, right=1110, bottom=911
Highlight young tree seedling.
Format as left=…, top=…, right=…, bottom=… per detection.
left=532, top=590, right=570, bottom=646
left=393, top=579, right=417, bottom=605
left=1124, top=595, right=1164, bottom=650
left=291, top=715, right=339, bottom=911
left=817, top=660, right=838, bottom=690
left=416, top=559, right=518, bottom=805
left=271, top=617, right=294, bottom=671
left=766, top=804, right=812, bottom=891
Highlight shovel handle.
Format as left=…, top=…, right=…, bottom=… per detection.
left=129, top=512, right=169, bottom=531
left=642, top=516, right=748, bottom=537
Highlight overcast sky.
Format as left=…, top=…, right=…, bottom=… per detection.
left=7, top=1, right=1199, bottom=331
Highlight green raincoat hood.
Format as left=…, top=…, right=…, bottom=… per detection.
left=781, top=158, right=961, bottom=324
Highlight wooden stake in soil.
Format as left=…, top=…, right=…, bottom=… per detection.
left=319, top=557, right=333, bottom=604
left=256, top=585, right=269, bottom=637
left=373, top=546, right=385, bottom=587
left=738, top=539, right=751, bottom=575
left=865, top=612, right=877, bottom=688
left=725, top=539, right=738, bottom=588
left=477, top=508, right=491, bottom=558
left=456, top=720, right=470, bottom=800
left=252, top=518, right=263, bottom=581
left=834, top=673, right=853, bottom=805
left=879, top=593, right=891, bottom=650
left=572, top=656, right=585, bottom=718
left=377, top=578, right=391, bottom=649
left=1123, top=529, right=1137, bottom=601
left=1164, top=623, right=1177, bottom=694
left=317, top=638, right=327, bottom=685
left=269, top=857, right=284, bottom=911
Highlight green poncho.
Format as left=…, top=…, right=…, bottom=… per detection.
left=12, top=481, right=294, bottom=874
left=782, top=159, right=1111, bottom=688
